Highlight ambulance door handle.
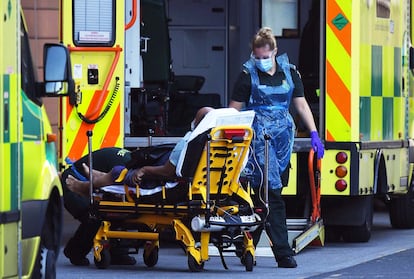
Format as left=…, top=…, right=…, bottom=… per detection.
left=212, top=46, right=224, bottom=51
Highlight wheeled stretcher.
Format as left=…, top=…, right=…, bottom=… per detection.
left=89, top=109, right=260, bottom=272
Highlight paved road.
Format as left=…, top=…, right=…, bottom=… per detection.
left=309, top=247, right=414, bottom=278
left=56, top=210, right=414, bottom=278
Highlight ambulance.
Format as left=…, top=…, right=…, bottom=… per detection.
left=0, top=2, right=73, bottom=278
left=58, top=0, right=414, bottom=249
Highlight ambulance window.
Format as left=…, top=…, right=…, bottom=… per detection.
left=376, top=0, right=390, bottom=18
left=21, top=18, right=40, bottom=105
left=261, top=0, right=299, bottom=37
left=73, top=0, right=115, bottom=46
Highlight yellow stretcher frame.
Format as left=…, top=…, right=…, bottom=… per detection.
left=91, top=125, right=258, bottom=272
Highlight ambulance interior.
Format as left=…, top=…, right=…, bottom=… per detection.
left=130, top=0, right=321, bottom=138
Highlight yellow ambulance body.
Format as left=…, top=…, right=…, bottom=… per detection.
left=1, top=2, right=73, bottom=278
left=281, top=0, right=414, bottom=242
left=57, top=0, right=414, bottom=245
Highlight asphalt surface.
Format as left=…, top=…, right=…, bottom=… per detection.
left=56, top=209, right=414, bottom=278
left=309, top=248, right=414, bottom=278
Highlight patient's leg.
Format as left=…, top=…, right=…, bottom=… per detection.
left=66, top=175, right=90, bottom=196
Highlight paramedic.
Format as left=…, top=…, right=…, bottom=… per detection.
left=229, top=27, right=324, bottom=268
left=62, top=107, right=213, bottom=266
left=61, top=147, right=136, bottom=266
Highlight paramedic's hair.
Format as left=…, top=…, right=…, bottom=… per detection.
left=251, top=27, right=277, bottom=50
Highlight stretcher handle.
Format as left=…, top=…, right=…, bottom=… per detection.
left=205, top=134, right=212, bottom=228
left=87, top=130, right=94, bottom=204
left=308, top=148, right=321, bottom=222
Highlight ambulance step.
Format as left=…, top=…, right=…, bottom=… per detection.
left=287, top=218, right=309, bottom=230
left=255, top=218, right=325, bottom=255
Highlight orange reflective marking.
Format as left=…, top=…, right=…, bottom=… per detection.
left=327, top=0, right=351, bottom=56
left=327, top=129, right=335, bottom=142
left=326, top=61, right=351, bottom=125
left=102, top=105, right=121, bottom=148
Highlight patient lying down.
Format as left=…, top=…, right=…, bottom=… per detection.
left=66, top=106, right=214, bottom=197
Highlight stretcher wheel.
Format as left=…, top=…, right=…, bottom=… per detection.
left=143, top=246, right=159, bottom=267
left=243, top=251, right=254, bottom=272
left=94, top=248, right=111, bottom=269
left=188, top=254, right=204, bottom=272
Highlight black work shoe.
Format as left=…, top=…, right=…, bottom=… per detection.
left=110, top=254, right=137, bottom=265
left=276, top=256, right=297, bottom=268
left=63, top=247, right=90, bottom=266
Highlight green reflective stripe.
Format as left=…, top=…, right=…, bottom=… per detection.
left=360, top=97, right=371, bottom=140
left=383, top=97, right=393, bottom=140
left=22, top=92, right=42, bottom=140
left=10, top=142, right=19, bottom=210
left=3, top=74, right=10, bottom=142
left=371, top=46, right=382, bottom=97
left=394, top=47, right=401, bottom=97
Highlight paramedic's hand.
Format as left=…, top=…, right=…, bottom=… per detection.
left=310, top=131, right=324, bottom=159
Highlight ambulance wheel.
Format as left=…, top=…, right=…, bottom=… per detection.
left=32, top=192, right=62, bottom=279
left=143, top=246, right=159, bottom=267
left=188, top=254, right=204, bottom=272
left=243, top=251, right=254, bottom=272
left=342, top=196, right=373, bottom=242
left=94, top=248, right=111, bottom=269
left=389, top=190, right=414, bottom=229
left=33, top=248, right=56, bottom=279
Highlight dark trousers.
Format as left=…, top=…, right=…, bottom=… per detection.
left=252, top=187, right=293, bottom=259
left=62, top=168, right=101, bottom=257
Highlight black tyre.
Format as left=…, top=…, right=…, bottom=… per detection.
left=324, top=225, right=342, bottom=242
left=243, top=251, right=254, bottom=272
left=32, top=193, right=62, bottom=279
left=94, top=248, right=111, bottom=269
left=389, top=191, right=414, bottom=229
left=341, top=196, right=373, bottom=243
left=32, top=248, right=56, bottom=279
left=188, top=254, right=204, bottom=272
left=341, top=220, right=372, bottom=242
left=143, top=246, right=159, bottom=267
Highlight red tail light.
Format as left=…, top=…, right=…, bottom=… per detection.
left=335, top=179, right=347, bottom=192
left=336, top=152, right=348, bottom=164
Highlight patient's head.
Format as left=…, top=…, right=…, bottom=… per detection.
left=192, top=107, right=214, bottom=130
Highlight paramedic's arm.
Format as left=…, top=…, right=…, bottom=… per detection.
left=132, top=161, right=176, bottom=183
left=292, top=97, right=317, bottom=132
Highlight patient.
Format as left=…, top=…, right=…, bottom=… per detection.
left=62, top=106, right=213, bottom=266
left=66, top=106, right=214, bottom=196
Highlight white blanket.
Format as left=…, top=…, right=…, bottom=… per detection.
left=176, top=108, right=255, bottom=177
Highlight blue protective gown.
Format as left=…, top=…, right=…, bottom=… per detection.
left=243, top=53, right=296, bottom=190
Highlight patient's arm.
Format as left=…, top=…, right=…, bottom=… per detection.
left=132, top=161, right=176, bottom=184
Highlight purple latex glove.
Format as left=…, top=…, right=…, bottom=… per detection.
left=310, top=131, right=324, bottom=159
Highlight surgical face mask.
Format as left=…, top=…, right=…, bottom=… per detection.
left=255, top=57, right=273, bottom=72
left=251, top=51, right=274, bottom=72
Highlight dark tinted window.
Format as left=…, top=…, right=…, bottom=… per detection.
left=21, top=17, right=41, bottom=105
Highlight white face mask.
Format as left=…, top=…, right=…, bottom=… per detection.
left=190, top=120, right=196, bottom=131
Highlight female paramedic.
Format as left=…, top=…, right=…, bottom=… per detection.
left=229, top=27, right=324, bottom=268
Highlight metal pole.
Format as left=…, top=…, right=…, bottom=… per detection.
left=205, top=134, right=212, bottom=227
left=87, top=130, right=93, bottom=204
left=264, top=134, right=270, bottom=209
